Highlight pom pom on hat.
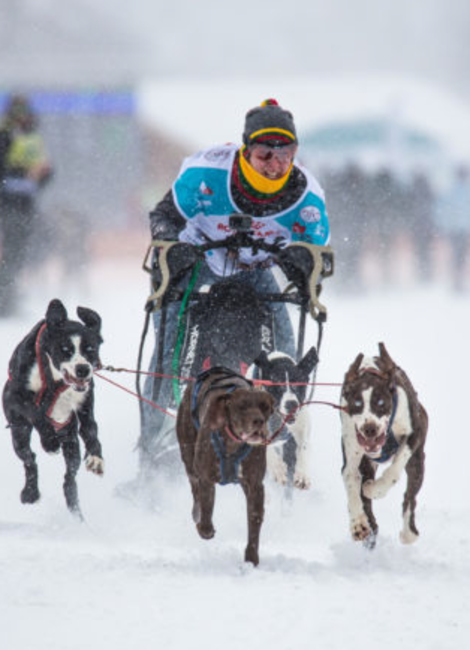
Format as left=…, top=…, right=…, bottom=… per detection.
left=243, top=99, right=297, bottom=146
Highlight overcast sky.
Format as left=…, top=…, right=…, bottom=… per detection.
left=1, top=0, right=470, bottom=106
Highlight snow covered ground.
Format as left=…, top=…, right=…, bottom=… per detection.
left=1, top=257, right=469, bottom=650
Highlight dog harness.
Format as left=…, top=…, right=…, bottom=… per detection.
left=210, top=431, right=252, bottom=485
left=8, top=322, right=74, bottom=432
left=35, top=323, right=75, bottom=432
left=191, top=367, right=254, bottom=484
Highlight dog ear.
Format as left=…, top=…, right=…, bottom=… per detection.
left=46, top=299, right=68, bottom=329
left=253, top=350, right=270, bottom=373
left=345, top=353, right=364, bottom=382
left=77, top=307, right=102, bottom=333
left=297, top=346, right=319, bottom=375
left=207, top=394, right=230, bottom=430
left=378, top=342, right=394, bottom=371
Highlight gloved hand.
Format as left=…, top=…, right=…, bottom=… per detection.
left=151, top=241, right=201, bottom=290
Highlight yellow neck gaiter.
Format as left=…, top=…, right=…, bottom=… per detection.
left=238, top=146, right=293, bottom=196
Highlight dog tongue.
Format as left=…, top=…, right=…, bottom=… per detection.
left=357, top=429, right=386, bottom=453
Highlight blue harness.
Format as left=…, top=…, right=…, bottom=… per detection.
left=210, top=431, right=252, bottom=485
left=191, top=367, right=254, bottom=485
left=372, top=390, right=399, bottom=463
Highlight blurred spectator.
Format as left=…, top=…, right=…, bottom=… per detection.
left=366, top=168, right=405, bottom=285
left=405, top=174, right=436, bottom=282
left=435, top=164, right=470, bottom=292
left=0, top=95, right=53, bottom=315
left=322, top=164, right=368, bottom=290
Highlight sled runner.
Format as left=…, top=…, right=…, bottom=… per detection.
left=137, top=214, right=334, bottom=473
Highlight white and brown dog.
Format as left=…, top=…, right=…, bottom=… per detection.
left=340, top=342, right=428, bottom=548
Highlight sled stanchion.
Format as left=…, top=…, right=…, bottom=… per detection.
left=152, top=306, right=167, bottom=405
left=135, top=306, right=152, bottom=426
left=296, top=302, right=307, bottom=362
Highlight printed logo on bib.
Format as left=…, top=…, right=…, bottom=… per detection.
left=204, top=148, right=232, bottom=162
left=292, top=222, right=306, bottom=234
left=199, top=182, right=214, bottom=195
left=300, top=206, right=321, bottom=223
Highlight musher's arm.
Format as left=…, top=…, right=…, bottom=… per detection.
left=146, top=189, right=200, bottom=310
left=149, top=190, right=186, bottom=241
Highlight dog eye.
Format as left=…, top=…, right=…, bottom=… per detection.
left=61, top=345, right=73, bottom=356
left=353, top=398, right=363, bottom=408
left=84, top=345, right=96, bottom=353
left=377, top=398, right=385, bottom=406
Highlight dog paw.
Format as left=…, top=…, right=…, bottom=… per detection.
left=400, top=529, right=419, bottom=545
left=197, top=522, right=215, bottom=540
left=362, top=530, right=378, bottom=550
left=192, top=501, right=201, bottom=524
left=21, top=485, right=40, bottom=504
left=351, top=515, right=372, bottom=541
left=294, top=472, right=311, bottom=490
left=85, top=455, right=104, bottom=475
left=245, top=546, right=259, bottom=566
left=41, top=438, right=60, bottom=454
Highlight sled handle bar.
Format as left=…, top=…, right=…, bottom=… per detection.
left=143, top=237, right=333, bottom=320
left=196, top=231, right=286, bottom=255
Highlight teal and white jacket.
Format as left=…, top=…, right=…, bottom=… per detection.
left=171, top=143, right=330, bottom=276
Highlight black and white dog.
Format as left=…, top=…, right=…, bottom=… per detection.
left=252, top=347, right=318, bottom=490
left=340, top=342, right=428, bottom=547
left=2, top=299, right=104, bottom=517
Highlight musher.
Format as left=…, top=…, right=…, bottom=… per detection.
left=139, top=98, right=330, bottom=468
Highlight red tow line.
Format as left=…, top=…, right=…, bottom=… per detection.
left=94, top=371, right=176, bottom=418
left=94, top=366, right=346, bottom=427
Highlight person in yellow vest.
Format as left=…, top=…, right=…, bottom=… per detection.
left=0, top=95, right=53, bottom=315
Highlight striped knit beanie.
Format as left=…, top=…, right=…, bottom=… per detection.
left=243, top=98, right=297, bottom=146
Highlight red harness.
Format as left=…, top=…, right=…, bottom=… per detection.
left=36, top=323, right=73, bottom=432
left=7, top=323, right=73, bottom=433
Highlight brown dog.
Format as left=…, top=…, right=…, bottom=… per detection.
left=340, top=343, right=428, bottom=548
left=176, top=366, right=275, bottom=565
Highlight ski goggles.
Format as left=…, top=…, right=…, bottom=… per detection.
left=248, top=142, right=297, bottom=162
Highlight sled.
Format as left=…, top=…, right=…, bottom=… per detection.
left=137, top=214, right=334, bottom=472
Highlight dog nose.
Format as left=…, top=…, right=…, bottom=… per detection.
left=75, top=364, right=91, bottom=379
left=363, top=422, right=378, bottom=438
left=252, top=417, right=265, bottom=429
